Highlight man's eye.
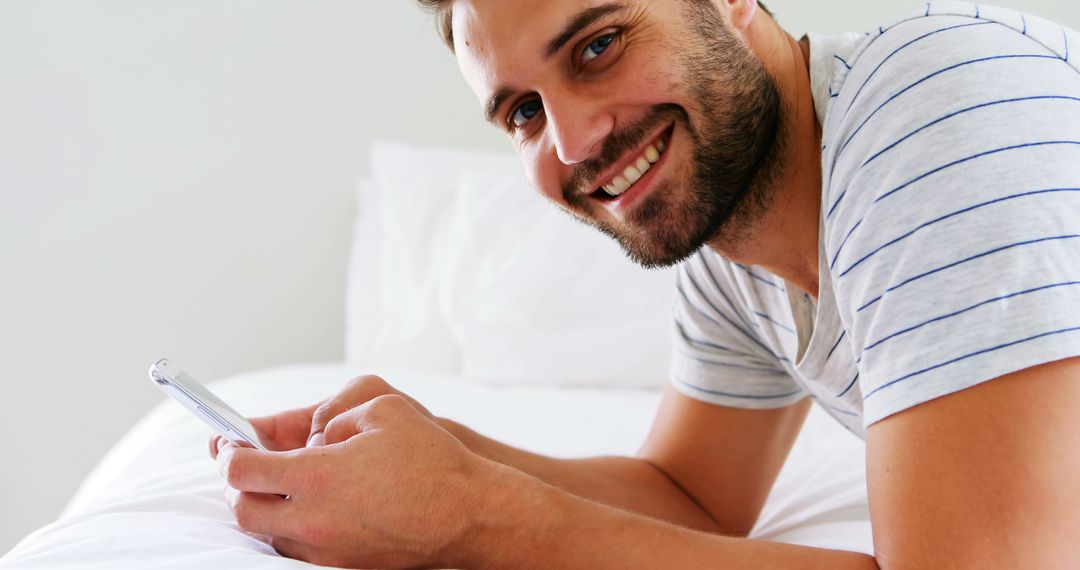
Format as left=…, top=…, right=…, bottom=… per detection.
left=510, top=99, right=542, bottom=129
left=582, top=33, right=616, bottom=64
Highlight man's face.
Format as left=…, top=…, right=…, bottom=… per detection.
left=454, top=0, right=782, bottom=268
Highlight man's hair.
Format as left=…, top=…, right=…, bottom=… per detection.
left=415, top=1, right=773, bottom=52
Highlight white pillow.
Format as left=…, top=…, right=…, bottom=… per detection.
left=441, top=167, right=675, bottom=389
left=346, top=141, right=675, bottom=388
left=344, top=177, right=388, bottom=365
left=346, top=143, right=506, bottom=373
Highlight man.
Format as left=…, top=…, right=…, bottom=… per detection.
left=211, top=1, right=1080, bottom=567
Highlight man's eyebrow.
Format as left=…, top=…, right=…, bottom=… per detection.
left=483, top=3, right=628, bottom=126
left=485, top=86, right=516, bottom=125
left=544, top=2, right=628, bottom=61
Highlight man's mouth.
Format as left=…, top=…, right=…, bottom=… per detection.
left=590, top=125, right=673, bottom=201
left=599, top=139, right=666, bottom=197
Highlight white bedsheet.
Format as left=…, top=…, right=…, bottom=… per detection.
left=1, top=364, right=872, bottom=568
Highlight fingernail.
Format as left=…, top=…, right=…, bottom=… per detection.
left=306, top=432, right=325, bottom=447
left=216, top=438, right=228, bottom=453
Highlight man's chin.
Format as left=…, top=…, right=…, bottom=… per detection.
left=611, top=225, right=710, bottom=269
left=620, top=241, right=701, bottom=269
left=564, top=199, right=714, bottom=269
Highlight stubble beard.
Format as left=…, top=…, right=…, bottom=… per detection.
left=562, top=2, right=786, bottom=269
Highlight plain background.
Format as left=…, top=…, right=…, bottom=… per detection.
left=1, top=0, right=1077, bottom=555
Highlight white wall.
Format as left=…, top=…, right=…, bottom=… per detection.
left=1, top=0, right=1077, bottom=555
left=770, top=0, right=1076, bottom=35
left=0, top=0, right=505, bottom=554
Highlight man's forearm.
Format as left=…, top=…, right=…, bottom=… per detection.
left=438, top=418, right=722, bottom=532
left=457, top=464, right=878, bottom=570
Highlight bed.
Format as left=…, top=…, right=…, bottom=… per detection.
left=0, top=143, right=872, bottom=568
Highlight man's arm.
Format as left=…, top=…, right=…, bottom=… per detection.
left=441, top=387, right=810, bottom=535
left=866, top=356, right=1080, bottom=568
left=460, top=357, right=1080, bottom=569
left=216, top=357, right=1080, bottom=568
left=225, top=374, right=810, bottom=535
left=467, top=468, right=878, bottom=570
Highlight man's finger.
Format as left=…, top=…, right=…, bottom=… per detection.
left=216, top=444, right=306, bottom=495
left=308, top=375, right=394, bottom=445
left=224, top=486, right=302, bottom=541
left=209, top=435, right=224, bottom=459
left=247, top=402, right=322, bottom=452
left=322, top=411, right=361, bottom=446
left=323, top=394, right=421, bottom=445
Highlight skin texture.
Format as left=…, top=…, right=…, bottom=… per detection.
left=209, top=1, right=1080, bottom=567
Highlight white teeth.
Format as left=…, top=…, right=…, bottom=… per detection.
left=645, top=145, right=660, bottom=163
left=598, top=138, right=667, bottom=198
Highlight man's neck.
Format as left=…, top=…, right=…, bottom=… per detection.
left=707, top=16, right=823, bottom=297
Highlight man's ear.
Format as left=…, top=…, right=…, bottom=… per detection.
left=724, top=0, right=760, bottom=32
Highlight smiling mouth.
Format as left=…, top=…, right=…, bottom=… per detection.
left=590, top=125, right=674, bottom=201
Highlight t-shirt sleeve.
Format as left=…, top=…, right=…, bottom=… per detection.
left=824, top=14, right=1080, bottom=427
left=669, top=253, right=806, bottom=408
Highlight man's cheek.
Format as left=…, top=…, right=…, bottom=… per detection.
left=538, top=182, right=569, bottom=209
left=524, top=163, right=566, bottom=206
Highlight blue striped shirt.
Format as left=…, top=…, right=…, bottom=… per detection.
left=671, top=2, right=1080, bottom=436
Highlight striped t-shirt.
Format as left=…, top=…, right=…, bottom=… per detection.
left=671, top=1, right=1080, bottom=437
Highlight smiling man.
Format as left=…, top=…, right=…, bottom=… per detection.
left=212, top=1, right=1080, bottom=568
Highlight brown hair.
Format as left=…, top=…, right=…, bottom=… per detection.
left=414, top=1, right=772, bottom=52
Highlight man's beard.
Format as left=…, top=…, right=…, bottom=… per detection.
left=561, top=2, right=784, bottom=269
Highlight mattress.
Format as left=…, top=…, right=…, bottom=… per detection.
left=1, top=363, right=872, bottom=568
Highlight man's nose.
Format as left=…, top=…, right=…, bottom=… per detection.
left=545, top=98, right=613, bottom=165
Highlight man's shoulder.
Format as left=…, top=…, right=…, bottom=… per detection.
left=819, top=2, right=1080, bottom=238
left=843, top=2, right=1075, bottom=77
left=819, top=2, right=1080, bottom=310
left=825, top=1, right=1077, bottom=141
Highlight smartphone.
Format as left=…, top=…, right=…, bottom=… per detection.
left=148, top=358, right=266, bottom=450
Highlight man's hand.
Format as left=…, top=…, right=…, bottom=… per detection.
left=306, top=374, right=435, bottom=447
left=208, top=374, right=432, bottom=458
left=215, top=394, right=497, bottom=569
left=210, top=375, right=814, bottom=540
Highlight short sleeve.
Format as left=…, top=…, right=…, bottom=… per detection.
left=823, top=15, right=1080, bottom=427
left=669, top=252, right=806, bottom=408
